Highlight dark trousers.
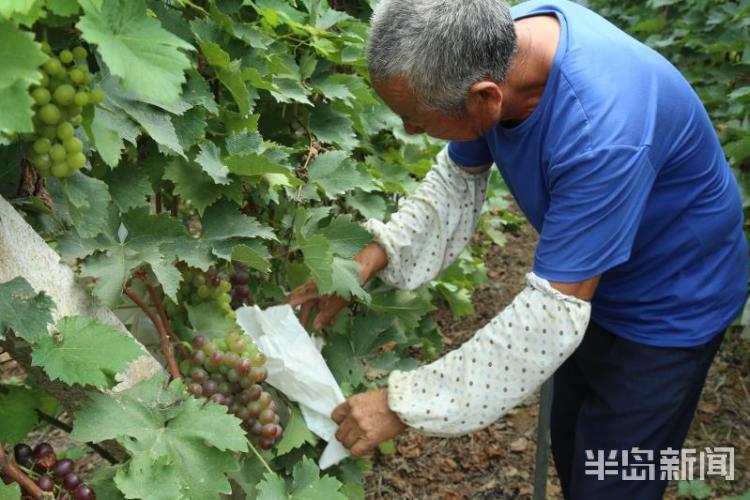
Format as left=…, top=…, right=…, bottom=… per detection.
left=550, top=321, right=725, bottom=500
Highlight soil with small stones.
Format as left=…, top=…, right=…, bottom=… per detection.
left=364, top=221, right=750, bottom=500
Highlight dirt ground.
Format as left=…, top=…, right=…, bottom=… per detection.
left=364, top=221, right=750, bottom=500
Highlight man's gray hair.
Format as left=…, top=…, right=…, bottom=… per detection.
left=367, top=0, right=518, bottom=114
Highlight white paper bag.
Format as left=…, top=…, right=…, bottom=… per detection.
left=235, top=304, right=349, bottom=469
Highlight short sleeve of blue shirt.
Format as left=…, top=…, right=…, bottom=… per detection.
left=534, top=145, right=655, bottom=282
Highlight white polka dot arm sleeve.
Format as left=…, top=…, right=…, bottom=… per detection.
left=363, top=146, right=491, bottom=290
left=387, top=272, right=591, bottom=436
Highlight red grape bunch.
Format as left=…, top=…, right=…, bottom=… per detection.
left=2, top=442, right=96, bottom=499
left=24, top=43, right=103, bottom=178
left=180, top=332, right=283, bottom=450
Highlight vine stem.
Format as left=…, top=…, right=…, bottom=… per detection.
left=140, top=280, right=190, bottom=359
left=123, top=287, right=181, bottom=381
left=0, top=446, right=43, bottom=499
left=34, top=411, right=118, bottom=465
left=246, top=439, right=274, bottom=476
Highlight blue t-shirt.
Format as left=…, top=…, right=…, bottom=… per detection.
left=448, top=0, right=748, bottom=347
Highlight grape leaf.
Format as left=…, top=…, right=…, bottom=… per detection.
left=89, top=106, right=139, bottom=167
left=185, top=302, right=237, bottom=339
left=103, top=164, right=152, bottom=211
left=370, top=288, right=435, bottom=331
left=231, top=243, right=270, bottom=273
left=0, top=20, right=46, bottom=88
left=299, top=234, right=333, bottom=291
left=309, top=104, right=357, bottom=150
left=79, top=209, right=188, bottom=306
left=0, top=277, right=55, bottom=342
left=324, top=257, right=369, bottom=301
left=258, top=458, right=346, bottom=500
left=0, top=385, right=41, bottom=443
left=319, top=216, right=372, bottom=258
left=307, top=151, right=372, bottom=198
left=311, top=74, right=356, bottom=105
left=72, top=375, right=247, bottom=500
left=77, top=0, right=193, bottom=103
left=46, top=0, right=79, bottom=16
left=0, top=79, right=35, bottom=133
left=59, top=173, right=113, bottom=239
left=202, top=200, right=277, bottom=241
left=345, top=190, right=388, bottom=220
left=173, top=106, right=208, bottom=151
left=195, top=141, right=230, bottom=185
left=0, top=482, right=20, bottom=500
left=275, top=407, right=317, bottom=455
left=32, top=316, right=143, bottom=388
left=164, top=159, right=243, bottom=215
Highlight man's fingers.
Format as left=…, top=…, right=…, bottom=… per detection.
left=331, top=401, right=350, bottom=424
left=286, top=282, right=319, bottom=306
left=314, top=297, right=348, bottom=330
left=300, top=300, right=316, bottom=329
left=335, top=417, right=360, bottom=448
left=350, top=439, right=373, bottom=457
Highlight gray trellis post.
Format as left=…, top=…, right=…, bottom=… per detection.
left=533, top=378, right=554, bottom=500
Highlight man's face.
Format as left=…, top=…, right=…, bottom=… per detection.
left=372, top=77, right=499, bottom=141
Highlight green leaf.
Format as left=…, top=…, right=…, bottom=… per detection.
left=202, top=200, right=277, bottom=241
left=0, top=277, right=55, bottom=342
left=307, top=151, right=371, bottom=198
left=0, top=20, right=46, bottom=88
left=173, top=106, right=208, bottom=152
left=231, top=243, right=270, bottom=273
left=77, top=0, right=193, bottom=103
left=72, top=375, right=247, bottom=500
left=323, top=333, right=365, bottom=386
left=226, top=152, right=294, bottom=177
left=370, top=288, right=435, bottom=331
left=46, top=0, right=79, bottom=16
left=185, top=302, right=237, bottom=339
left=60, top=173, right=113, bottom=239
left=0, top=482, right=21, bottom=500
left=275, top=406, right=317, bottom=455
left=164, top=159, right=243, bottom=215
left=319, top=216, right=372, bottom=258
left=257, top=458, right=346, bottom=500
left=324, top=258, right=369, bottom=301
left=0, top=385, right=42, bottom=443
left=32, top=316, right=143, bottom=388
left=219, top=67, right=252, bottom=115
left=104, top=164, right=152, bottom=211
left=299, top=234, right=333, bottom=291
left=195, top=141, right=230, bottom=185
left=0, top=79, right=35, bottom=133
left=309, top=104, right=357, bottom=150
left=346, top=190, right=388, bottom=220
left=89, top=106, right=139, bottom=167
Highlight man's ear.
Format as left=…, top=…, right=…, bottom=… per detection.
left=466, top=80, right=503, bottom=122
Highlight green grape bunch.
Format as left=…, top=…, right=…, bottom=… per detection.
left=180, top=332, right=284, bottom=450
left=171, top=267, right=234, bottom=319
left=24, top=42, right=103, bottom=178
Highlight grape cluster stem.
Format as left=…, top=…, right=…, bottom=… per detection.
left=0, top=446, right=44, bottom=499
left=141, top=281, right=189, bottom=359
left=123, top=287, right=182, bottom=381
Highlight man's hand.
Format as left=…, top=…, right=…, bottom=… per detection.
left=286, top=242, right=389, bottom=331
left=286, top=281, right=350, bottom=331
left=332, top=388, right=406, bottom=456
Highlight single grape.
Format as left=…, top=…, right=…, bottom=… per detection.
left=193, top=274, right=206, bottom=287
left=187, top=383, right=203, bottom=396
left=223, top=352, right=240, bottom=368
left=32, top=87, right=51, bottom=105
left=72, top=46, right=87, bottom=60
left=209, top=352, right=224, bottom=366
left=250, top=366, right=268, bottom=383
left=248, top=384, right=262, bottom=401
left=51, top=161, right=69, bottom=177
left=239, top=375, right=253, bottom=389
left=65, top=105, right=82, bottom=117
left=43, top=58, right=64, bottom=77
left=67, top=152, right=86, bottom=169
left=258, top=391, right=272, bottom=407
left=39, top=72, right=50, bottom=87
left=217, top=382, right=230, bottom=395
left=259, top=409, right=276, bottom=424
left=261, top=423, right=279, bottom=439
left=63, top=472, right=81, bottom=491
left=68, top=67, right=85, bottom=84
left=53, top=458, right=75, bottom=478
left=226, top=368, right=240, bottom=383
left=217, top=293, right=231, bottom=305
left=53, top=84, right=75, bottom=105
left=259, top=439, right=275, bottom=450
left=237, top=358, right=251, bottom=374
left=210, top=371, right=224, bottom=383
left=73, top=484, right=96, bottom=500
left=59, top=50, right=74, bottom=64
left=251, top=352, right=266, bottom=366
left=247, top=401, right=262, bottom=418
left=32, top=154, right=51, bottom=172
left=40, top=125, right=57, bottom=139
left=69, top=114, right=83, bottom=126
left=14, top=443, right=32, bottom=467
left=72, top=91, right=89, bottom=107
left=191, top=335, right=207, bottom=350
left=40, top=41, right=51, bottom=54
left=89, top=88, right=104, bottom=105
left=63, top=136, right=83, bottom=153
left=224, top=395, right=235, bottom=407
left=250, top=420, right=263, bottom=436
left=218, top=280, right=232, bottom=293
left=202, top=380, right=218, bottom=397
left=237, top=408, right=251, bottom=422
left=209, top=393, right=225, bottom=405
left=231, top=271, right=250, bottom=285
left=190, top=367, right=208, bottom=384
left=35, top=475, right=54, bottom=491
left=33, top=137, right=51, bottom=154
left=49, top=144, right=66, bottom=162
left=57, top=121, right=75, bottom=140
left=38, top=104, right=61, bottom=125
left=191, top=350, right=206, bottom=365
left=32, top=442, right=57, bottom=470
left=179, top=359, right=192, bottom=375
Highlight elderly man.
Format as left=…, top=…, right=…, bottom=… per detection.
left=288, top=0, right=748, bottom=497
